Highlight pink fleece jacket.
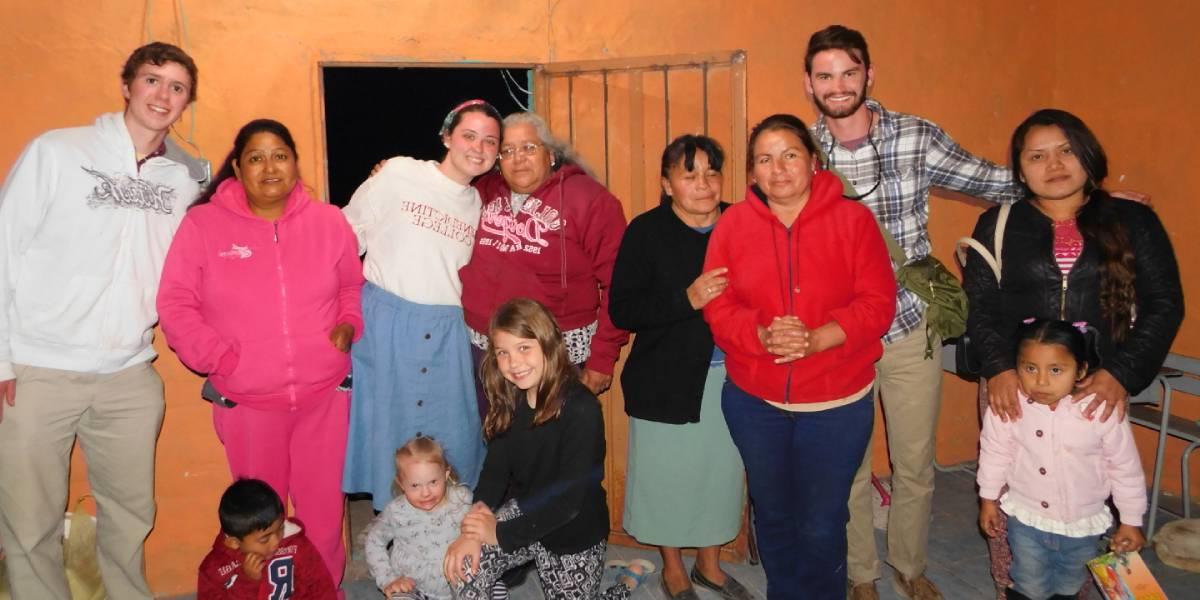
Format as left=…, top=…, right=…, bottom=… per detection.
left=157, top=179, right=364, bottom=411
left=977, top=392, right=1147, bottom=526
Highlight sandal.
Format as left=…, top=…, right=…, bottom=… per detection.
left=605, top=558, right=658, bottom=590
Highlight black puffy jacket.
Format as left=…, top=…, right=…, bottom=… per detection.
left=963, top=194, right=1184, bottom=395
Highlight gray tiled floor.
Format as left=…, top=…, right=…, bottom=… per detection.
left=169, top=470, right=1200, bottom=599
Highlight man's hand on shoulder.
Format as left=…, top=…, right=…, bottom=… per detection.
left=1110, top=190, right=1150, bottom=205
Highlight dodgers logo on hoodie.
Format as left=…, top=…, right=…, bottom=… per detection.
left=82, top=166, right=177, bottom=215
left=478, top=194, right=563, bottom=255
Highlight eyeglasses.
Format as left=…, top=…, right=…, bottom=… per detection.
left=498, top=142, right=544, bottom=161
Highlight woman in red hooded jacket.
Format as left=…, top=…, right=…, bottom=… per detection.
left=702, top=114, right=895, bottom=600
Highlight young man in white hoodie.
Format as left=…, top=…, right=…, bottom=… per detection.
left=0, top=42, right=200, bottom=599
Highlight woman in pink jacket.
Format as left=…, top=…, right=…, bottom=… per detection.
left=157, top=119, right=364, bottom=591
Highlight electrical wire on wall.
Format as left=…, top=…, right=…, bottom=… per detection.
left=143, top=0, right=208, bottom=182
left=500, top=69, right=531, bottom=112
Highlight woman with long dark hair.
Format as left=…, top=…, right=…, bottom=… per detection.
left=158, top=118, right=364, bottom=588
left=963, top=108, right=1184, bottom=598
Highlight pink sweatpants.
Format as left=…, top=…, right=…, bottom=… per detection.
left=212, top=389, right=349, bottom=590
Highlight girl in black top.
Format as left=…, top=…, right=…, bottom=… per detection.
left=443, top=298, right=651, bottom=599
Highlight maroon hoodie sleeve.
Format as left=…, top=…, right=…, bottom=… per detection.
left=291, top=533, right=337, bottom=599
left=157, top=216, right=241, bottom=376
left=824, top=207, right=897, bottom=349
left=577, top=182, right=629, bottom=376
left=332, top=211, right=365, bottom=341
left=196, top=549, right=260, bottom=600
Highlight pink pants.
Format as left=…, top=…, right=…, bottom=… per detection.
left=213, top=389, right=349, bottom=590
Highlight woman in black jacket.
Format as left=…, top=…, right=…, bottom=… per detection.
left=609, top=135, right=752, bottom=600
left=963, top=108, right=1184, bottom=599
left=965, top=109, right=1183, bottom=421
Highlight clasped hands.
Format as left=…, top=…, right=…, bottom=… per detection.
left=758, top=316, right=823, bottom=364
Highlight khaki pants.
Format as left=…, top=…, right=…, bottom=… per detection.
left=846, top=321, right=943, bottom=583
left=0, top=363, right=163, bottom=600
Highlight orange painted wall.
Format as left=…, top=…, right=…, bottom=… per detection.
left=1046, top=0, right=1200, bottom=510
left=0, top=1, right=1195, bottom=595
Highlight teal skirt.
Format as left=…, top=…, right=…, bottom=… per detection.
left=622, top=364, right=745, bottom=547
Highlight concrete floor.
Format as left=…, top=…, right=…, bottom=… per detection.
left=168, top=470, right=1200, bottom=599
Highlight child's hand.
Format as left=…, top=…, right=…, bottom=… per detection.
left=443, top=536, right=483, bottom=584
left=979, top=500, right=1004, bottom=538
left=1110, top=524, right=1145, bottom=553
left=241, top=551, right=266, bottom=581
left=462, top=509, right=498, bottom=546
left=383, top=576, right=416, bottom=595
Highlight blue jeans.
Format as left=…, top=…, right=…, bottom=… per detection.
left=722, top=380, right=874, bottom=600
left=1008, top=515, right=1102, bottom=599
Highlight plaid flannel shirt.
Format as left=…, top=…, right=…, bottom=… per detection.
left=811, top=99, right=1022, bottom=344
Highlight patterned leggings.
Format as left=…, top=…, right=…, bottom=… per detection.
left=454, top=503, right=631, bottom=600
left=392, top=582, right=508, bottom=600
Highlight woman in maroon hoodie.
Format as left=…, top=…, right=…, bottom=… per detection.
left=702, top=114, right=896, bottom=600
left=459, top=112, right=628, bottom=407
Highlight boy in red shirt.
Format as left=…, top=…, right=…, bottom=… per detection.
left=198, top=479, right=336, bottom=599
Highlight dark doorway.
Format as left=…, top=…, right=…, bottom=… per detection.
left=322, top=66, right=532, bottom=206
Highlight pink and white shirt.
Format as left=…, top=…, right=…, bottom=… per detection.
left=1053, top=218, right=1084, bottom=276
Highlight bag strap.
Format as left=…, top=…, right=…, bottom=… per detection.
left=876, top=219, right=908, bottom=268
left=955, top=203, right=1011, bottom=283
left=821, top=152, right=909, bottom=269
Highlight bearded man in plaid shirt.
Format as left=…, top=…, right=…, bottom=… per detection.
left=803, top=25, right=1022, bottom=600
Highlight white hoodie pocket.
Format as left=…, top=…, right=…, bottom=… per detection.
left=13, top=248, right=109, bottom=348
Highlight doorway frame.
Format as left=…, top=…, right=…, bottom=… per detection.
left=314, top=59, right=538, bottom=203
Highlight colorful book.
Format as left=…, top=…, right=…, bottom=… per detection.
left=1087, top=551, right=1168, bottom=599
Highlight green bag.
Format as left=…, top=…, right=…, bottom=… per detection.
left=877, top=221, right=968, bottom=358
left=820, top=153, right=967, bottom=358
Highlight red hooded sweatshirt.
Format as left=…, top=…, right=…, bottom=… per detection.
left=197, top=519, right=336, bottom=599
left=460, top=166, right=629, bottom=374
left=702, top=171, right=896, bottom=404
left=157, top=179, right=364, bottom=411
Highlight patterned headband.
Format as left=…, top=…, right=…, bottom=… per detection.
left=440, top=99, right=491, bottom=136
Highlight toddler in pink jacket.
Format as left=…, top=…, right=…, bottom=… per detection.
left=977, top=319, right=1146, bottom=600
